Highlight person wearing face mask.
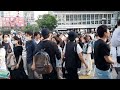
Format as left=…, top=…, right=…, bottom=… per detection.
left=9, top=36, right=28, bottom=79
left=33, top=32, right=41, bottom=46
left=2, top=34, right=12, bottom=59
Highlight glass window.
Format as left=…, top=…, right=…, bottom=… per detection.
left=70, top=15, right=73, bottom=21
left=78, top=15, right=81, bottom=20
left=99, top=21, right=102, bottom=24
left=99, top=14, right=102, bottom=19
left=108, top=20, right=111, bottom=24
left=83, top=21, right=86, bottom=24
left=91, top=14, right=94, bottom=20
left=91, top=21, right=94, bottom=24
left=108, top=14, right=111, bottom=19
left=95, top=14, right=99, bottom=19
left=95, top=21, right=98, bottom=24
left=87, top=21, right=90, bottom=24
left=74, top=15, right=77, bottom=21
left=83, top=14, right=86, bottom=20
left=87, top=14, right=90, bottom=20
left=104, top=14, right=107, bottom=19
left=66, top=15, right=69, bottom=21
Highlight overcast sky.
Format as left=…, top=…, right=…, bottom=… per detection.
left=34, top=11, right=48, bottom=20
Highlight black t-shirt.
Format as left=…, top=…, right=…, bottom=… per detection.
left=34, top=40, right=61, bottom=68
left=13, top=46, right=23, bottom=68
left=94, top=39, right=110, bottom=71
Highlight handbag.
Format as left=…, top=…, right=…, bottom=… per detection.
left=6, top=52, right=17, bottom=69
left=0, top=69, right=10, bottom=79
left=116, top=47, right=120, bottom=64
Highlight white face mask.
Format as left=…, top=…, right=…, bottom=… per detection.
left=25, top=37, right=30, bottom=41
left=12, top=41, right=16, bottom=44
left=7, top=38, right=11, bottom=42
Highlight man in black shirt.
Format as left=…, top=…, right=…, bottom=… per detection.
left=31, top=28, right=61, bottom=79
left=94, top=25, right=114, bottom=79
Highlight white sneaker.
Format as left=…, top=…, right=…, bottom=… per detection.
left=86, top=70, right=91, bottom=76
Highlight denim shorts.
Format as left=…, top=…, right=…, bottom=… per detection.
left=94, top=67, right=112, bottom=79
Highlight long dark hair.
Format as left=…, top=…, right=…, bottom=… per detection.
left=14, top=36, right=23, bottom=45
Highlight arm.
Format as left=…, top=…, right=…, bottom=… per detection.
left=62, top=44, right=66, bottom=61
left=102, top=44, right=114, bottom=64
left=77, top=44, right=88, bottom=68
left=16, top=47, right=23, bottom=69
left=104, top=56, right=114, bottom=64
left=78, top=53, right=88, bottom=68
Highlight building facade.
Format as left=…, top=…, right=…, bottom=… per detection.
left=24, top=11, right=34, bottom=25
left=0, top=11, right=25, bottom=29
left=49, top=11, right=114, bottom=33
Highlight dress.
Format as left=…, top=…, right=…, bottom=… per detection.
left=11, top=46, right=28, bottom=79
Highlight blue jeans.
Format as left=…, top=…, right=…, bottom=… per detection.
left=94, top=67, right=112, bottom=79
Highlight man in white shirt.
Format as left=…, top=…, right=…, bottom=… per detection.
left=111, top=20, right=120, bottom=47
left=111, top=20, right=120, bottom=79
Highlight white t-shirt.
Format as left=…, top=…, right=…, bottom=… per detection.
left=0, top=48, right=7, bottom=70
left=56, top=46, right=62, bottom=67
left=111, top=26, right=120, bottom=47
left=110, top=46, right=120, bottom=67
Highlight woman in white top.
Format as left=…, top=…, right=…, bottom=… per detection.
left=0, top=43, right=7, bottom=70
left=82, top=35, right=92, bottom=76
left=110, top=46, right=120, bottom=79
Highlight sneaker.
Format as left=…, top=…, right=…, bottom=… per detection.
left=86, top=70, right=91, bottom=76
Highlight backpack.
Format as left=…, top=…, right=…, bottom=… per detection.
left=64, top=42, right=81, bottom=69
left=34, top=48, right=53, bottom=75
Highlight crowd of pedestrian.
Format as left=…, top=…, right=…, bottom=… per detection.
left=0, top=20, right=120, bottom=79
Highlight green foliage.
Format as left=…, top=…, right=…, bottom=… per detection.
left=23, top=24, right=39, bottom=33
left=36, top=14, right=57, bottom=31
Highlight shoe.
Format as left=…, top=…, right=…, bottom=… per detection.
left=86, top=70, right=91, bottom=76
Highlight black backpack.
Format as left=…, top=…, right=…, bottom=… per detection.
left=64, top=42, right=81, bottom=69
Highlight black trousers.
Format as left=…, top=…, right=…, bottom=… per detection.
left=66, top=68, right=79, bottom=79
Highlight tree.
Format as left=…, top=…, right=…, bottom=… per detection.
left=36, top=14, right=57, bottom=31
left=23, top=24, right=39, bottom=33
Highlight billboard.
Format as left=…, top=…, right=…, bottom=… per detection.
left=2, top=17, right=25, bottom=27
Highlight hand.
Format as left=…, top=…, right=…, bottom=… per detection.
left=85, top=64, right=88, bottom=69
left=31, top=64, right=35, bottom=71
left=11, top=66, right=16, bottom=70
left=16, top=64, right=19, bottom=69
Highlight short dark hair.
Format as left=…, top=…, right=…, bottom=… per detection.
left=34, top=32, right=41, bottom=37
left=97, top=25, right=108, bottom=38
left=25, top=31, right=33, bottom=36
left=41, top=28, right=50, bottom=39
left=117, top=19, right=120, bottom=26
left=68, top=31, right=77, bottom=41
left=52, top=36, right=62, bottom=45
